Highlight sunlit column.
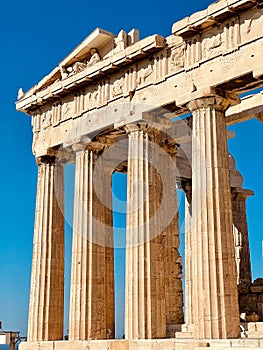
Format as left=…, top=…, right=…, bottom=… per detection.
left=125, top=125, right=182, bottom=339
left=69, top=144, right=114, bottom=340
left=27, top=155, right=64, bottom=342
left=188, top=96, right=240, bottom=339
left=184, top=183, right=193, bottom=327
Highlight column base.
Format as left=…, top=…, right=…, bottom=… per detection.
left=18, top=338, right=263, bottom=350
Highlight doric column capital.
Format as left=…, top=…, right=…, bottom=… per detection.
left=36, top=148, right=73, bottom=165
left=36, top=154, right=69, bottom=167
left=187, top=96, right=232, bottom=113
left=124, top=122, right=149, bottom=135
left=36, top=155, right=57, bottom=166
left=72, top=141, right=107, bottom=154
left=231, top=187, right=254, bottom=199
left=72, top=143, right=86, bottom=153
left=86, top=141, right=106, bottom=154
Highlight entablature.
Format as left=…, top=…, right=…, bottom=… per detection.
left=17, top=2, right=263, bottom=114
left=16, top=0, right=263, bottom=159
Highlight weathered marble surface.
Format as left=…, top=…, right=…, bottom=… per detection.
left=16, top=0, right=263, bottom=348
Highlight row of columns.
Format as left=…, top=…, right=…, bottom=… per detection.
left=27, top=94, right=251, bottom=342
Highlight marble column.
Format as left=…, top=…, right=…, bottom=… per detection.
left=27, top=156, right=64, bottom=342
left=231, top=187, right=253, bottom=288
left=125, top=126, right=150, bottom=340
left=184, top=183, right=193, bottom=328
left=69, top=145, right=114, bottom=341
left=187, top=97, right=240, bottom=339
left=125, top=126, right=183, bottom=340
left=159, top=142, right=184, bottom=334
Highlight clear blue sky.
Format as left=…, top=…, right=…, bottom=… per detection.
left=0, top=0, right=262, bottom=341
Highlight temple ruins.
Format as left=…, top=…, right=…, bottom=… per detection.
left=16, top=0, right=263, bottom=348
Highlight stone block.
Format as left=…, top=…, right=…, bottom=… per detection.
left=194, top=348, right=218, bottom=350
left=195, top=348, right=260, bottom=350
left=251, top=285, right=263, bottom=293
left=129, top=340, right=154, bottom=350
left=54, top=340, right=115, bottom=350
left=39, top=342, right=55, bottom=350
left=19, top=342, right=40, bottom=350
left=124, top=339, right=197, bottom=350
left=247, top=331, right=263, bottom=339
left=175, top=332, right=193, bottom=339
left=231, top=339, right=261, bottom=347
left=254, top=278, right=263, bottom=286
left=151, top=339, right=176, bottom=350
left=19, top=342, right=55, bottom=350
left=248, top=322, right=257, bottom=331
left=239, top=286, right=250, bottom=294
left=88, top=341, right=111, bottom=350
left=55, top=341, right=76, bottom=350
left=248, top=321, right=263, bottom=332
left=181, top=324, right=194, bottom=333
left=209, top=339, right=231, bottom=347
left=110, top=340, right=129, bottom=350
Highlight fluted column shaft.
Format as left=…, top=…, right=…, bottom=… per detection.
left=157, top=141, right=184, bottom=331
left=147, top=133, right=166, bottom=340
left=28, top=156, right=64, bottom=342
left=125, top=127, right=183, bottom=340
left=69, top=147, right=114, bottom=341
left=188, top=97, right=240, bottom=339
left=231, top=187, right=253, bottom=287
left=185, top=188, right=193, bottom=326
left=125, top=128, right=150, bottom=340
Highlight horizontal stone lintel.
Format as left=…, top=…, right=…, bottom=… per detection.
left=30, top=89, right=262, bottom=158
left=226, top=90, right=263, bottom=125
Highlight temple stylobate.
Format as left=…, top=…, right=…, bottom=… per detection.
left=16, top=0, right=263, bottom=349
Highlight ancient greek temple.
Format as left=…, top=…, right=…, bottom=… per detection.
left=16, top=0, right=263, bottom=349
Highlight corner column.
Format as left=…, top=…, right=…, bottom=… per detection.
left=69, top=144, right=114, bottom=340
left=27, top=155, right=64, bottom=342
left=187, top=97, right=240, bottom=339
